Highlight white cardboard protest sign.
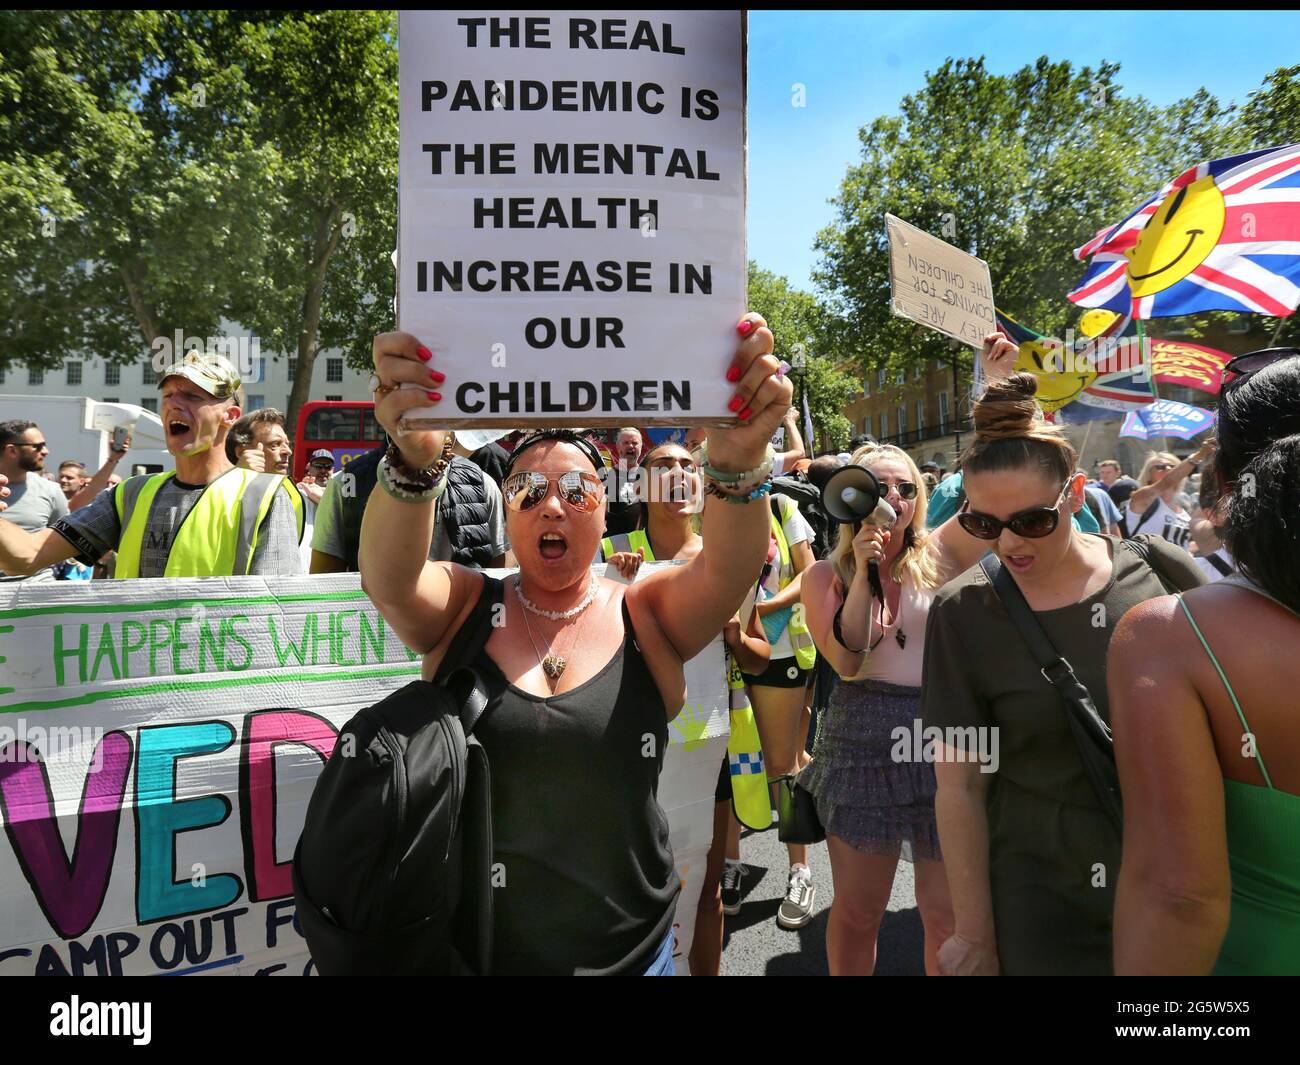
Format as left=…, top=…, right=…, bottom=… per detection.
left=397, top=10, right=747, bottom=428
left=885, top=214, right=996, bottom=347
left=0, top=567, right=725, bottom=975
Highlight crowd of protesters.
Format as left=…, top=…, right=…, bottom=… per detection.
left=0, top=329, right=1296, bottom=977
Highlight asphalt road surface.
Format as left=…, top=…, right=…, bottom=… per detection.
left=717, top=823, right=926, bottom=976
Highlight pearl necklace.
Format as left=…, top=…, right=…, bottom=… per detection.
left=514, top=578, right=599, bottom=621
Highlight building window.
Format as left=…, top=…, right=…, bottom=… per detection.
left=862, top=377, right=870, bottom=398
left=245, top=394, right=265, bottom=411
left=326, top=358, right=343, bottom=383
left=288, top=357, right=298, bottom=380
left=879, top=410, right=888, bottom=439
left=325, top=394, right=343, bottom=402
left=105, top=363, right=120, bottom=386
left=103, top=397, right=118, bottom=403
left=896, top=368, right=905, bottom=385
left=939, top=392, right=950, bottom=435
left=66, top=360, right=82, bottom=385
left=916, top=399, right=925, bottom=435
left=897, top=405, right=908, bottom=442
left=140, top=397, right=158, bottom=413
left=0, top=368, right=5, bottom=384
left=250, top=357, right=265, bottom=383
left=877, top=369, right=887, bottom=391
left=142, top=361, right=158, bottom=385
left=29, top=367, right=44, bottom=386
left=913, top=364, right=923, bottom=381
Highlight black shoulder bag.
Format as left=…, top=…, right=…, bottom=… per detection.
left=978, top=555, right=1123, bottom=837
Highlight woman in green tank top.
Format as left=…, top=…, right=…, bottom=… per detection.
left=1110, top=350, right=1300, bottom=976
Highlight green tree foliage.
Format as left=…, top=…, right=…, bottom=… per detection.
left=747, top=261, right=857, bottom=449
left=0, top=10, right=397, bottom=433
left=813, top=57, right=1254, bottom=385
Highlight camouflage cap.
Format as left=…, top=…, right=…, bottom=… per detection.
left=157, top=349, right=243, bottom=400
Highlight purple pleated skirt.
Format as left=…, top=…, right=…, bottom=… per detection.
left=802, top=677, right=941, bottom=863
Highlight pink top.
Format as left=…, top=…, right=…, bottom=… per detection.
left=842, top=576, right=935, bottom=689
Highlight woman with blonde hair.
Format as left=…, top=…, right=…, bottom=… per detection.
left=799, top=335, right=1025, bottom=975
left=1121, top=443, right=1213, bottom=549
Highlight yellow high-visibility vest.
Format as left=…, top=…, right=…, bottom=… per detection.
left=113, top=467, right=304, bottom=579
left=600, top=529, right=771, bottom=828
left=769, top=495, right=817, bottom=670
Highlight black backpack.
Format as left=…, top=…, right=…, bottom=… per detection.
left=292, top=582, right=502, bottom=975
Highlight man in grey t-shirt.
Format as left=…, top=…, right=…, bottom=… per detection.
left=0, top=420, right=68, bottom=580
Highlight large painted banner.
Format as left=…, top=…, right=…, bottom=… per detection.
left=0, top=568, right=726, bottom=975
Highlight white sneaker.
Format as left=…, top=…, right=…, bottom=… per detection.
left=721, top=860, right=746, bottom=916
left=777, top=867, right=816, bottom=929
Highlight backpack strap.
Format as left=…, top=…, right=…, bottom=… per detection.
left=1206, top=552, right=1233, bottom=577
left=1122, top=497, right=1160, bottom=540
left=437, top=575, right=506, bottom=737
left=1121, top=535, right=1200, bottom=595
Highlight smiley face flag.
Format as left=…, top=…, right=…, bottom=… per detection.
left=1069, top=143, right=1300, bottom=318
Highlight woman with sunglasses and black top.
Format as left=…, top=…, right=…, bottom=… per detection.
left=360, top=318, right=791, bottom=975
left=1110, top=349, right=1300, bottom=975
left=919, top=372, right=1205, bottom=976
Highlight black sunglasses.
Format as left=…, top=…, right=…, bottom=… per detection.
left=1223, top=348, right=1300, bottom=380
left=957, top=479, right=1072, bottom=541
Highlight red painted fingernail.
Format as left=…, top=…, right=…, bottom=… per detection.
left=726, top=365, right=742, bottom=383
left=728, top=395, right=744, bottom=413
left=739, top=407, right=754, bottom=421
left=737, top=320, right=754, bottom=336
left=429, top=369, right=446, bottom=383
left=417, top=345, right=433, bottom=361
left=426, top=391, right=442, bottom=401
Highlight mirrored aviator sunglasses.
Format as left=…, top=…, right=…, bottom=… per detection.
left=502, top=470, right=605, bottom=513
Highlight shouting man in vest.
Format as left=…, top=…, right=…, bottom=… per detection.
left=0, top=350, right=303, bottom=579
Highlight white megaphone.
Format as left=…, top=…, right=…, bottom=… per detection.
left=820, top=464, right=897, bottom=531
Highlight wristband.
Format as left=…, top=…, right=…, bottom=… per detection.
left=705, top=478, right=773, bottom=504
left=377, top=455, right=449, bottom=504
left=696, top=440, right=776, bottom=486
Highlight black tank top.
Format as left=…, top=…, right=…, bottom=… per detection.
left=441, top=575, right=679, bottom=975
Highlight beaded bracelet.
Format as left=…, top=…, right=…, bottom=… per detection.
left=705, top=478, right=773, bottom=504
left=695, top=440, right=775, bottom=485
left=377, top=455, right=450, bottom=504
left=384, top=433, right=455, bottom=491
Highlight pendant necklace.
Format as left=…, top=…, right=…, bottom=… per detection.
left=515, top=578, right=599, bottom=684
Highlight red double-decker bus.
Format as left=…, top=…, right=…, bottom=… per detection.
left=291, top=400, right=383, bottom=481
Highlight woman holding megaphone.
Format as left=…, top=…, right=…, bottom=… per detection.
left=799, top=334, right=1020, bottom=976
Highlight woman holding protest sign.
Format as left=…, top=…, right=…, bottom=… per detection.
left=1120, top=446, right=1212, bottom=549
left=359, top=314, right=791, bottom=976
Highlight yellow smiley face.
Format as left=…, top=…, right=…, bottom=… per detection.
left=1014, top=339, right=1097, bottom=413
left=1125, top=175, right=1226, bottom=298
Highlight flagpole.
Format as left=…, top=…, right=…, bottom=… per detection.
left=1137, top=319, right=1169, bottom=454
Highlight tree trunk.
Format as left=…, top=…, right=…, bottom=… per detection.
left=286, top=204, right=344, bottom=438
left=121, top=261, right=162, bottom=347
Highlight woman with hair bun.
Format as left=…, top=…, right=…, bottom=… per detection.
left=1110, top=349, right=1300, bottom=975
left=919, top=368, right=1206, bottom=976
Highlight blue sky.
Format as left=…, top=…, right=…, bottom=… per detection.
left=747, top=10, right=1300, bottom=292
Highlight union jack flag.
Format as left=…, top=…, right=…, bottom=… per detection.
left=1069, top=142, right=1300, bottom=319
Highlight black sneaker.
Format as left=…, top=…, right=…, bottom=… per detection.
left=721, top=861, right=746, bottom=915
left=777, top=867, right=816, bottom=929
